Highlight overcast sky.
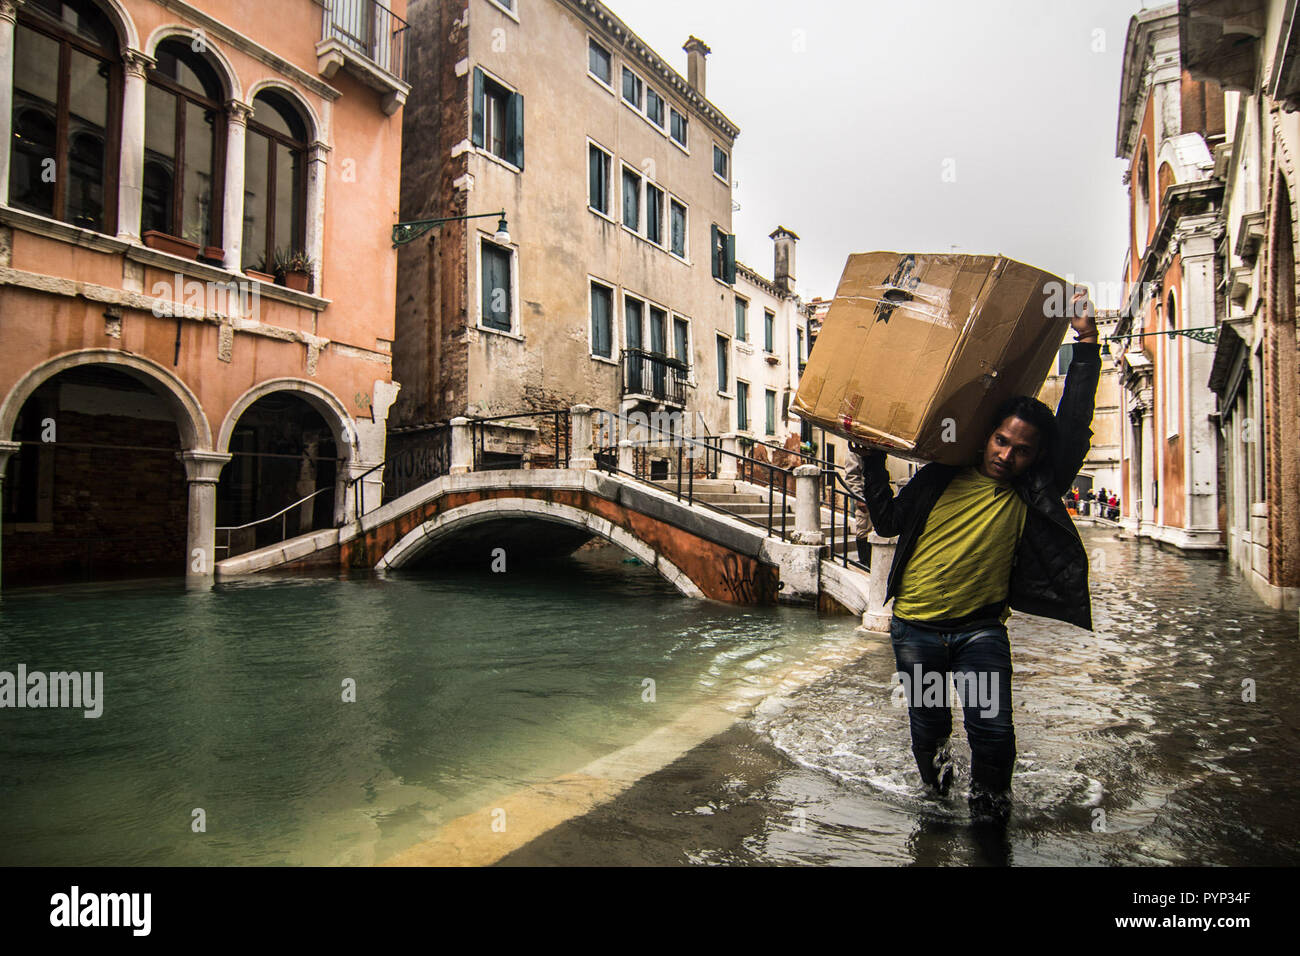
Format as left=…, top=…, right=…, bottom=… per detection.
left=605, top=0, right=1149, bottom=308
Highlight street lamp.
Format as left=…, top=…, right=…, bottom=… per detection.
left=392, top=210, right=510, bottom=247
left=1103, top=326, right=1219, bottom=355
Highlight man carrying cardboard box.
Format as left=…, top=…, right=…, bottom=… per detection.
left=855, top=292, right=1101, bottom=827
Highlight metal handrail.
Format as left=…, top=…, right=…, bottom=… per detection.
left=591, top=407, right=798, bottom=541
left=822, top=466, right=872, bottom=571
left=215, top=486, right=333, bottom=559
left=471, top=409, right=569, bottom=471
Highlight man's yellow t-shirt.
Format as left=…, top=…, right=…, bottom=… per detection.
left=891, top=465, right=1028, bottom=623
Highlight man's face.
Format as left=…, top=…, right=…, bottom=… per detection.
left=978, top=416, right=1042, bottom=482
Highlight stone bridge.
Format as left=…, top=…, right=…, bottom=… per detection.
left=215, top=408, right=892, bottom=627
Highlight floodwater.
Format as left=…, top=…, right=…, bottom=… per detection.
left=3, top=527, right=1297, bottom=866
left=500, top=527, right=1300, bottom=866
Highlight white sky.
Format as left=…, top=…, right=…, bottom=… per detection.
left=604, top=0, right=1148, bottom=308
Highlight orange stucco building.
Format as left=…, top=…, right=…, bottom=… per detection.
left=0, top=0, right=408, bottom=585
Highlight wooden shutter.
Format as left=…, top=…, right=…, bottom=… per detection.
left=472, top=68, right=485, bottom=148
left=508, top=91, right=524, bottom=169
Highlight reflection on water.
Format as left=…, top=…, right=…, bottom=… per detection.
left=745, top=527, right=1300, bottom=865
left=0, top=546, right=860, bottom=865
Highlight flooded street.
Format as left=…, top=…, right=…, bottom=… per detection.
left=501, top=526, right=1300, bottom=865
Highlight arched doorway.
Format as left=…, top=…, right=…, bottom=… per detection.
left=2, top=365, right=190, bottom=584
left=216, top=392, right=340, bottom=556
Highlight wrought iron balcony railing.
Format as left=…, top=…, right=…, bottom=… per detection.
left=621, top=349, right=689, bottom=406
left=322, top=0, right=409, bottom=82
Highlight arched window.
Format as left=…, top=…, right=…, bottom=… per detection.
left=142, top=38, right=226, bottom=250
left=9, top=0, right=121, bottom=232
left=242, top=91, right=308, bottom=272
left=1134, top=146, right=1150, bottom=257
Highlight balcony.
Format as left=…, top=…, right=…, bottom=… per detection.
left=317, top=0, right=411, bottom=115
left=621, top=349, right=688, bottom=407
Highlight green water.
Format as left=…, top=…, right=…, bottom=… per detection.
left=0, top=548, right=857, bottom=865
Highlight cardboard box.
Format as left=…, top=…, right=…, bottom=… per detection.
left=793, top=252, right=1071, bottom=466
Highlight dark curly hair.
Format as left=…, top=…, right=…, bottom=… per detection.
left=987, top=394, right=1056, bottom=463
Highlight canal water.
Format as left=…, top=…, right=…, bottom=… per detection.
left=3, top=526, right=1298, bottom=866
left=0, top=546, right=861, bottom=866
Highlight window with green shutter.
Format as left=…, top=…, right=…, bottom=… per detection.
left=472, top=67, right=524, bottom=169
left=711, top=225, right=735, bottom=283
left=589, top=143, right=610, bottom=213
left=481, top=240, right=512, bottom=331
left=737, top=381, right=749, bottom=430
left=716, top=334, right=729, bottom=393
left=646, top=184, right=664, bottom=245
left=764, top=310, right=775, bottom=353
left=673, top=316, right=690, bottom=366
left=623, top=167, right=641, bottom=230
left=670, top=200, right=687, bottom=257
left=765, top=389, right=776, bottom=435
left=735, top=297, right=748, bottom=340
left=591, top=283, right=613, bottom=358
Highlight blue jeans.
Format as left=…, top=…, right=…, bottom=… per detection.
left=889, top=615, right=1016, bottom=794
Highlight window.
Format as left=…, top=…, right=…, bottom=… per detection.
left=649, top=306, right=668, bottom=394
left=588, top=37, right=612, bottom=86
left=143, top=39, right=227, bottom=250
left=473, top=67, right=524, bottom=168
left=1165, top=292, right=1179, bottom=438
left=588, top=142, right=611, bottom=214
left=10, top=0, right=122, bottom=232
left=622, top=67, right=643, bottom=110
left=735, top=296, right=748, bottom=341
left=713, top=144, right=729, bottom=182
left=645, top=88, right=665, bottom=128
left=242, top=91, right=308, bottom=272
left=765, top=389, right=776, bottom=436
left=645, top=183, right=664, bottom=245
left=716, top=334, right=729, bottom=393
left=673, top=316, right=690, bottom=367
left=737, top=381, right=749, bottom=431
left=624, top=295, right=643, bottom=350
left=488, top=0, right=515, bottom=13
left=797, top=329, right=804, bottom=363
left=622, top=166, right=641, bottom=230
left=764, top=310, right=776, bottom=353
left=670, top=109, right=688, bottom=148
left=711, top=225, right=736, bottom=283
left=670, top=199, right=687, bottom=258
left=480, top=238, right=513, bottom=331
left=591, top=282, right=613, bottom=358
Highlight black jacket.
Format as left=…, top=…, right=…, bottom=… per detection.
left=859, top=342, right=1102, bottom=631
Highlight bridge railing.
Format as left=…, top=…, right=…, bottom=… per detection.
left=822, top=466, right=872, bottom=572
left=216, top=486, right=335, bottom=560
left=470, top=409, right=570, bottom=471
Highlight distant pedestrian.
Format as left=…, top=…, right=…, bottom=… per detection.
left=1108, top=493, right=1120, bottom=521
left=845, top=442, right=874, bottom=568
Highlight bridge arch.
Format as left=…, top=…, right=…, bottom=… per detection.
left=376, top=497, right=706, bottom=599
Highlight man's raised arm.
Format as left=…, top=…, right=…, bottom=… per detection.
left=1048, top=292, right=1103, bottom=496
left=852, top=443, right=920, bottom=538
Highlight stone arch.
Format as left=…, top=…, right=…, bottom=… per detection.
left=243, top=80, right=323, bottom=142
left=217, top=378, right=356, bottom=461
left=144, top=24, right=242, bottom=101
left=0, top=349, right=211, bottom=449
left=376, top=497, right=706, bottom=599
left=85, top=0, right=140, bottom=52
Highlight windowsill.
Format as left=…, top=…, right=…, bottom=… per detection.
left=713, top=172, right=730, bottom=187
left=474, top=146, right=522, bottom=175
left=477, top=323, right=525, bottom=342
left=1, top=204, right=331, bottom=311
left=718, top=391, right=732, bottom=399
left=591, top=353, right=619, bottom=366
left=668, top=250, right=690, bottom=265
left=713, top=275, right=735, bottom=290
left=735, top=341, right=754, bottom=354
left=485, top=0, right=521, bottom=23
left=589, top=205, right=617, bottom=224
left=670, top=138, right=689, bottom=155
left=588, top=71, right=616, bottom=95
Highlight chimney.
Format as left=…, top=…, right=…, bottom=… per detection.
left=770, top=226, right=799, bottom=295
left=683, top=36, right=711, bottom=95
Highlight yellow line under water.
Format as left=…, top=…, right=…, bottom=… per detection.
left=381, top=633, right=888, bottom=867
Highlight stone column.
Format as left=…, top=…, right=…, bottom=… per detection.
left=306, top=140, right=330, bottom=290
left=1139, top=387, right=1156, bottom=534
left=617, top=439, right=635, bottom=475
left=0, top=1, right=22, bottom=206
left=115, top=49, right=153, bottom=243
left=449, top=417, right=473, bottom=475
left=717, top=432, right=738, bottom=480
left=569, top=404, right=596, bottom=470
left=862, top=530, right=897, bottom=632
left=792, top=464, right=823, bottom=544
left=0, top=439, right=19, bottom=591
left=222, top=100, right=253, bottom=272
left=180, top=451, right=232, bottom=583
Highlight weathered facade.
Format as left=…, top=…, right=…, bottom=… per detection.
left=1180, top=0, right=1300, bottom=609
left=392, top=0, right=741, bottom=458
left=0, top=0, right=407, bottom=585
left=1113, top=4, right=1227, bottom=557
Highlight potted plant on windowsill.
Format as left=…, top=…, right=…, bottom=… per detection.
left=800, top=440, right=818, bottom=457
left=736, top=435, right=754, bottom=452
left=244, top=255, right=275, bottom=284
left=142, top=230, right=200, bottom=259
left=274, top=248, right=314, bottom=293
